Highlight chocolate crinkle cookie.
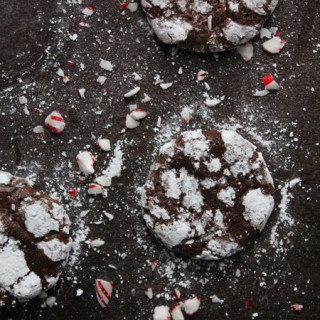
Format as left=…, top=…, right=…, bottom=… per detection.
left=141, top=0, right=279, bottom=52
left=0, top=172, right=72, bottom=307
left=142, top=130, right=274, bottom=260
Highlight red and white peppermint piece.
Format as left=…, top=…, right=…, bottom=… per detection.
left=237, top=42, right=253, bottom=61
left=124, top=86, right=140, bottom=98
left=145, top=288, right=153, bottom=299
left=291, top=304, right=303, bottom=312
left=182, top=297, right=201, bottom=316
left=79, top=22, right=91, bottom=28
left=62, top=76, right=69, bottom=84
left=171, top=288, right=181, bottom=300
left=153, top=306, right=171, bottom=320
left=262, top=36, right=285, bottom=54
left=97, top=138, right=111, bottom=151
left=82, top=6, right=93, bottom=16
left=56, top=68, right=64, bottom=77
left=90, top=238, right=105, bottom=248
left=95, top=279, right=113, bottom=308
left=125, top=114, right=140, bottom=129
left=171, top=304, right=184, bottom=320
left=67, top=61, right=75, bottom=66
left=33, top=125, right=44, bottom=134
left=120, top=3, right=138, bottom=12
left=181, top=107, right=192, bottom=123
left=142, top=93, right=152, bottom=103
left=197, top=70, right=208, bottom=81
left=45, top=110, right=66, bottom=134
left=263, top=74, right=280, bottom=90
left=130, top=109, right=147, bottom=120
left=68, top=188, right=77, bottom=197
left=88, top=183, right=104, bottom=195
left=100, top=59, right=113, bottom=71
left=151, top=262, right=156, bottom=271
left=76, top=151, right=95, bottom=175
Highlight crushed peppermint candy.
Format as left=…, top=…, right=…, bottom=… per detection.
left=68, top=188, right=77, bottom=197
left=90, top=238, right=105, bottom=248
left=181, top=297, right=200, bottom=316
left=88, top=183, right=104, bottom=195
left=126, top=114, right=140, bottom=129
left=153, top=305, right=171, bottom=320
left=97, top=139, right=111, bottom=151
left=124, top=86, right=140, bottom=98
left=33, top=125, right=44, bottom=134
left=171, top=288, right=181, bottom=300
left=180, top=107, right=192, bottom=123
left=79, top=22, right=91, bottom=28
left=197, top=70, right=208, bottom=81
left=76, top=151, right=95, bottom=176
left=97, top=76, right=107, bottom=85
left=171, top=304, right=184, bottom=320
left=145, top=288, right=153, bottom=299
left=100, top=59, right=113, bottom=71
left=262, top=36, right=285, bottom=54
left=160, top=82, right=173, bottom=90
left=44, top=110, right=66, bottom=134
left=130, top=109, right=147, bottom=120
left=263, top=74, right=280, bottom=90
left=78, top=88, right=86, bottom=99
left=253, top=89, right=270, bottom=97
left=120, top=3, right=138, bottom=12
left=291, top=304, right=303, bottom=312
left=205, top=97, right=222, bottom=107
left=237, top=42, right=254, bottom=61
left=19, top=96, right=28, bottom=104
left=82, top=6, right=93, bottom=16
left=95, top=279, right=113, bottom=308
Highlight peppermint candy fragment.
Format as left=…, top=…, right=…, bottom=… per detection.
left=19, top=96, right=28, bottom=104
left=262, top=36, right=285, bottom=54
left=181, top=297, right=201, bottom=316
left=90, top=238, right=105, bottom=248
left=56, top=68, right=64, bottom=77
left=197, top=70, right=208, bottom=81
left=76, top=151, right=95, bottom=175
left=253, top=89, right=270, bottom=97
left=142, top=93, right=152, bottom=103
left=180, top=107, right=192, bottom=123
left=68, top=188, right=77, bottom=197
left=45, top=110, right=66, bottom=134
left=237, top=42, right=254, bottom=61
left=82, top=6, right=93, bottom=16
left=263, top=74, right=280, bottom=90
left=171, top=288, right=181, bottom=300
left=78, top=88, right=86, bottom=99
left=145, top=288, right=153, bottom=299
left=205, top=97, right=221, bottom=107
left=124, top=86, right=140, bottom=98
left=160, top=82, right=173, bottom=90
left=88, top=183, right=104, bottom=195
left=100, top=59, right=113, bottom=71
left=79, top=22, right=91, bottom=28
left=291, top=304, right=303, bottom=312
left=97, top=139, right=111, bottom=151
left=33, top=125, right=44, bottom=134
left=125, top=114, right=140, bottom=129
left=130, top=109, right=147, bottom=120
left=153, top=306, right=171, bottom=320
left=67, top=61, right=75, bottom=66
left=97, top=76, right=107, bottom=85
left=95, top=279, right=113, bottom=308
left=171, top=304, right=184, bottom=320
left=120, top=3, right=138, bottom=12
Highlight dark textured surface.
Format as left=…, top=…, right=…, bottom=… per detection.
left=0, top=0, right=319, bottom=319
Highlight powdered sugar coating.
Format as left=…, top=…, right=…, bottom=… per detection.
left=142, top=130, right=274, bottom=260
left=141, top=0, right=279, bottom=52
left=0, top=172, right=71, bottom=306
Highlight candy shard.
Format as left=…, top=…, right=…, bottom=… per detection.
left=145, top=287, right=153, bottom=299
left=124, top=86, right=140, bottom=98
left=125, top=114, right=140, bottom=129
left=76, top=151, right=95, bottom=176
left=237, top=42, right=253, bottom=61
left=197, top=70, right=208, bottom=81
left=181, top=297, right=201, bottom=316
left=205, top=97, right=221, bottom=107
left=88, top=183, right=104, bottom=195
left=90, top=238, right=105, bottom=248
left=160, top=82, right=173, bottom=90
left=180, top=107, right=192, bottom=123
left=82, top=6, right=93, bottom=16
left=253, top=89, right=270, bottom=97
left=45, top=110, right=66, bottom=134
left=97, top=139, right=111, bottom=151
left=97, top=76, right=107, bottom=85
left=262, top=36, right=285, bottom=54
left=130, top=109, right=147, bottom=120
left=120, top=3, right=138, bottom=12
left=171, top=304, right=184, bottom=320
left=95, top=279, right=113, bottom=308
left=153, top=305, right=171, bottom=320
left=100, top=59, right=113, bottom=71
left=78, top=88, right=86, bottom=99
left=171, top=288, right=181, bottom=300
left=263, top=74, right=280, bottom=90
